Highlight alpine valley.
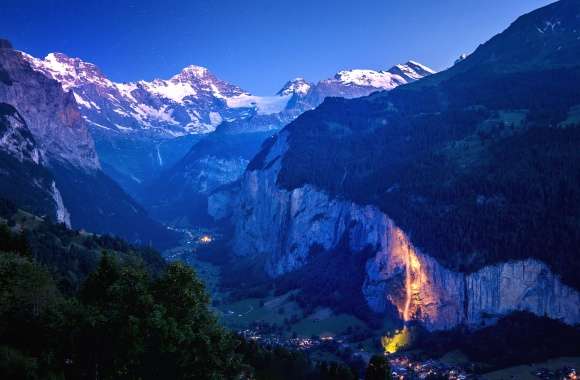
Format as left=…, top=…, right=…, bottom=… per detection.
left=1, top=1, right=580, bottom=379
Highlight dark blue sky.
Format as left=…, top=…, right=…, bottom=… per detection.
left=3, top=0, right=553, bottom=94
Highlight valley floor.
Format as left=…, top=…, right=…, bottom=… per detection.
left=162, top=228, right=390, bottom=366
left=162, top=226, right=580, bottom=380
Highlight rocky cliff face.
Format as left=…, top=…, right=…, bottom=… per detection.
left=210, top=132, right=580, bottom=331
left=0, top=102, right=70, bottom=224
left=0, top=49, right=99, bottom=171
left=0, top=103, right=42, bottom=165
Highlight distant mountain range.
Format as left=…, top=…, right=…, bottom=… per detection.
left=22, top=50, right=434, bottom=225
left=139, top=61, right=434, bottom=225
left=25, top=53, right=434, bottom=138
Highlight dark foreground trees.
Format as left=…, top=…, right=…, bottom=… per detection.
left=0, top=250, right=243, bottom=379
left=0, top=250, right=362, bottom=379
left=365, top=355, right=392, bottom=380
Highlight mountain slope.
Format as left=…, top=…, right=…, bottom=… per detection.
left=0, top=41, right=176, bottom=246
left=214, top=0, right=580, bottom=330
left=24, top=54, right=256, bottom=195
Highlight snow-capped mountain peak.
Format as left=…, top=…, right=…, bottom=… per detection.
left=388, top=60, right=436, bottom=81
left=329, top=61, right=435, bottom=90
left=276, top=77, right=312, bottom=96
left=25, top=53, right=253, bottom=135
left=159, top=65, right=247, bottom=101
left=171, top=65, right=211, bottom=81
left=24, top=51, right=434, bottom=138
left=28, top=52, right=109, bottom=91
left=332, top=69, right=403, bottom=89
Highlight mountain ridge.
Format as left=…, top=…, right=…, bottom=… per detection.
left=26, top=52, right=435, bottom=137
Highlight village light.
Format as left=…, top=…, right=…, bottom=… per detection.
left=199, top=235, right=213, bottom=244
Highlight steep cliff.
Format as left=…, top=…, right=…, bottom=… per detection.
left=0, top=102, right=68, bottom=224
left=211, top=131, right=580, bottom=330
left=0, top=47, right=99, bottom=170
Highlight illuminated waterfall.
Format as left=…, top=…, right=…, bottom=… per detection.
left=382, top=227, right=436, bottom=353
left=389, top=228, right=431, bottom=323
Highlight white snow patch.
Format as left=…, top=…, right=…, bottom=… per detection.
left=84, top=118, right=111, bottom=130
left=406, top=60, right=436, bottom=74
left=115, top=82, right=139, bottom=102
left=209, top=111, right=223, bottom=126
left=73, top=92, right=93, bottom=108
left=132, top=104, right=178, bottom=125
left=333, top=69, right=405, bottom=89
left=114, top=124, right=133, bottom=132
left=113, top=108, right=130, bottom=117
left=141, top=80, right=198, bottom=103
left=226, top=94, right=291, bottom=115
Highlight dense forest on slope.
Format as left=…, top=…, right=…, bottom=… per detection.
left=0, top=251, right=243, bottom=379
left=255, top=0, right=580, bottom=288
left=0, top=199, right=165, bottom=292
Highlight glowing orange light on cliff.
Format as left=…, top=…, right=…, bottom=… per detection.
left=389, top=228, right=434, bottom=324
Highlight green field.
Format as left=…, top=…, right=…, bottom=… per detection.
left=167, top=242, right=392, bottom=358
left=218, top=293, right=303, bottom=329
left=290, top=309, right=366, bottom=338
left=217, top=292, right=375, bottom=342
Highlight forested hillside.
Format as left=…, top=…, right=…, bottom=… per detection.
left=0, top=200, right=364, bottom=379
